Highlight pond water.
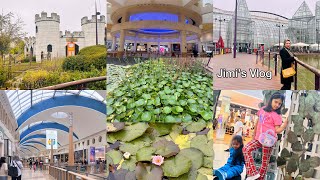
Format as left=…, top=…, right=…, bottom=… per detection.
left=295, top=55, right=320, bottom=90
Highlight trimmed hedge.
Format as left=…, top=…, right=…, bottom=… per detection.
left=62, top=45, right=106, bottom=71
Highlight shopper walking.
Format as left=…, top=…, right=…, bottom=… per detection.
left=10, top=156, right=23, bottom=180
left=0, top=157, right=8, bottom=180
left=225, top=116, right=243, bottom=152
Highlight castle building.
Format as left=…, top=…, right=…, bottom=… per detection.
left=24, top=12, right=106, bottom=62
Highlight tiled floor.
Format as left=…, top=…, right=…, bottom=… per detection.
left=207, top=53, right=282, bottom=90
left=20, top=168, right=54, bottom=180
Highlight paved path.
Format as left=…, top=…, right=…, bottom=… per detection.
left=206, top=53, right=282, bottom=90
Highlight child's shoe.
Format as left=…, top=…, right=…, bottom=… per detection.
left=246, top=174, right=260, bottom=180
left=213, top=169, right=227, bottom=180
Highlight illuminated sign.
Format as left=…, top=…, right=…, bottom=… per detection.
left=46, top=130, right=58, bottom=149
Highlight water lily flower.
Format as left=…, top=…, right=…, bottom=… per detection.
left=123, top=152, right=131, bottom=159
left=152, top=155, right=164, bottom=166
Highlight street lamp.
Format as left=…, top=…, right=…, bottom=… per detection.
left=215, top=17, right=226, bottom=38
left=317, top=29, right=319, bottom=53
left=276, top=24, right=284, bottom=53
left=95, top=0, right=101, bottom=45
left=233, top=0, right=238, bottom=58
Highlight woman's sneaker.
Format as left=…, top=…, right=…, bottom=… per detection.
left=246, top=174, right=260, bottom=180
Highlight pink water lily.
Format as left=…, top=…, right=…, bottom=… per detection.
left=152, top=155, right=164, bottom=166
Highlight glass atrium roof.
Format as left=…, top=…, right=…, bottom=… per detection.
left=5, top=90, right=106, bottom=120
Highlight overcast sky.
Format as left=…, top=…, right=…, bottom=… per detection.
left=1, top=0, right=106, bottom=37
left=213, top=0, right=319, bottom=18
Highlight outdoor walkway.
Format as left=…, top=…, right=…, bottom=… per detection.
left=207, top=53, right=282, bottom=90
left=22, top=168, right=54, bottom=180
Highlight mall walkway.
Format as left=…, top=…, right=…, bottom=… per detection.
left=207, top=53, right=282, bottom=90
left=21, top=168, right=54, bottom=180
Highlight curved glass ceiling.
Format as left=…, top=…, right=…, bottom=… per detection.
left=5, top=90, right=106, bottom=119
left=130, top=12, right=179, bottom=22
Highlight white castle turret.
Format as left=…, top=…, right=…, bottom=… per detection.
left=35, top=12, right=61, bottom=62
left=81, top=15, right=106, bottom=46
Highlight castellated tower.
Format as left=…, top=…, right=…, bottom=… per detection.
left=81, top=15, right=106, bottom=47
left=35, top=12, right=61, bottom=62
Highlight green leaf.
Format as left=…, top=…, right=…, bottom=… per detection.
left=190, top=135, right=213, bottom=156
left=186, top=121, right=207, bottom=133
left=188, top=99, right=196, bottom=104
left=179, top=100, right=187, bottom=106
left=179, top=148, right=204, bottom=170
left=142, top=94, right=151, bottom=100
left=162, top=153, right=192, bottom=177
left=106, top=150, right=123, bottom=165
left=163, top=107, right=172, bottom=114
left=182, top=114, right=192, bottom=122
left=165, top=115, right=177, bottom=123
left=107, top=106, right=114, bottom=115
left=135, top=162, right=163, bottom=180
left=175, top=106, right=184, bottom=113
left=135, top=99, right=146, bottom=107
left=141, top=112, right=152, bottom=122
left=136, top=147, right=156, bottom=162
left=108, top=123, right=149, bottom=142
left=287, top=131, right=298, bottom=144
left=121, top=156, right=137, bottom=171
left=153, top=139, right=180, bottom=158
left=200, top=111, right=213, bottom=121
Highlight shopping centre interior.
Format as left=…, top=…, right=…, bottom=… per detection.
left=214, top=0, right=320, bottom=52
left=106, top=0, right=213, bottom=57
left=0, top=90, right=107, bottom=179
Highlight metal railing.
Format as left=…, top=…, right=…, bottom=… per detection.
left=49, top=165, right=105, bottom=180
left=38, top=76, right=106, bottom=90
left=257, top=52, right=320, bottom=90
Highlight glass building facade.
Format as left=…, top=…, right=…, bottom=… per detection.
left=214, top=0, right=320, bottom=50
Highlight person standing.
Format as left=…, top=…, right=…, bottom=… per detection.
left=10, top=156, right=23, bottom=180
left=0, top=157, right=8, bottom=180
left=279, top=39, right=296, bottom=90
left=243, top=93, right=288, bottom=180
left=28, top=160, right=32, bottom=170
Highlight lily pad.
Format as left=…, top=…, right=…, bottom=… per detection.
left=149, top=123, right=173, bottom=136
left=135, top=162, right=163, bottom=180
left=186, top=121, right=207, bottom=133
left=190, top=135, right=213, bottom=156
left=108, top=123, right=149, bottom=142
left=162, top=153, right=192, bottom=177
left=106, top=150, right=123, bottom=165
left=119, top=135, right=152, bottom=155
left=203, top=156, right=213, bottom=169
left=179, top=148, right=204, bottom=170
left=107, top=122, right=125, bottom=132
left=136, top=147, right=156, bottom=162
left=121, top=156, right=137, bottom=171
left=153, top=139, right=180, bottom=158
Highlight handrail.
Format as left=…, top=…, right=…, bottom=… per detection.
left=260, top=52, right=320, bottom=90
left=68, top=171, right=96, bottom=180
left=49, top=165, right=98, bottom=180
left=38, top=76, right=106, bottom=90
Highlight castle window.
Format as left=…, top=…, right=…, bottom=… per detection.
left=47, top=44, right=52, bottom=52
left=36, top=26, right=38, bottom=33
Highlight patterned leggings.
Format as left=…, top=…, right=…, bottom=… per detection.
left=243, top=139, right=273, bottom=180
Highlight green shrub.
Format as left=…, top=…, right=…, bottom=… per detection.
left=62, top=45, right=106, bottom=71
left=78, top=45, right=106, bottom=56
left=0, top=69, right=7, bottom=87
